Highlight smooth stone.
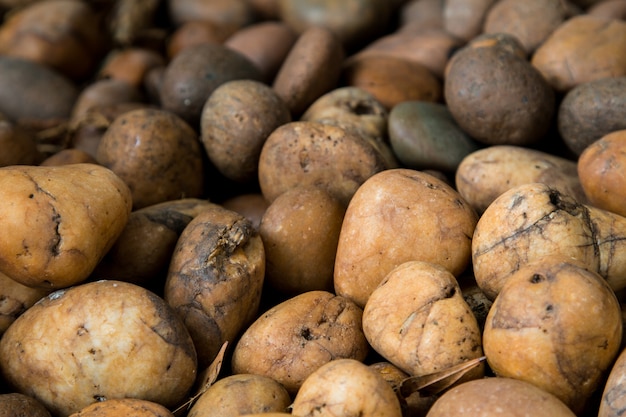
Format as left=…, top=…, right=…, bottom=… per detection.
left=388, top=101, right=480, bottom=172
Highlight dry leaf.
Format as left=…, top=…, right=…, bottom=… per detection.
left=172, top=341, right=229, bottom=416
left=398, top=356, right=486, bottom=397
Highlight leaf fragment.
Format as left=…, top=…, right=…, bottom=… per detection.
left=398, top=356, right=486, bottom=397
left=172, top=341, right=229, bottom=415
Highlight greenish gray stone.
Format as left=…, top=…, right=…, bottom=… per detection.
left=389, top=101, right=480, bottom=172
